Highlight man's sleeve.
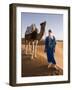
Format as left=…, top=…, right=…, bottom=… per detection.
left=54, top=36, right=56, bottom=45
left=52, top=36, right=56, bottom=48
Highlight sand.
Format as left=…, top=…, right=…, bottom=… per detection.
left=21, top=41, right=63, bottom=77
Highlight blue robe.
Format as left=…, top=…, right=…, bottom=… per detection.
left=45, top=36, right=56, bottom=64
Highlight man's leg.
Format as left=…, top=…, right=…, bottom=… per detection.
left=51, top=51, right=59, bottom=69
left=47, top=49, right=52, bottom=68
left=51, top=50, right=56, bottom=64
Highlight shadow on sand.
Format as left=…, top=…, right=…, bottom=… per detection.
left=22, top=52, right=63, bottom=77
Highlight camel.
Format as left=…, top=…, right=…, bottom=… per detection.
left=24, top=21, right=46, bottom=59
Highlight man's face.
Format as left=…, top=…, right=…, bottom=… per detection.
left=48, top=32, right=51, bottom=36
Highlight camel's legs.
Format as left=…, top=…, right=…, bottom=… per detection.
left=25, top=40, right=28, bottom=54
left=34, top=40, right=38, bottom=58
left=31, top=41, right=34, bottom=59
left=28, top=42, right=31, bottom=54
left=30, top=42, right=32, bottom=54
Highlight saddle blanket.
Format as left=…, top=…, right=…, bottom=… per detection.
left=25, top=24, right=36, bottom=35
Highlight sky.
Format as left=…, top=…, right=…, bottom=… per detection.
left=21, top=12, right=63, bottom=40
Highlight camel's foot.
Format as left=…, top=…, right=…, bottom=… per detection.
left=25, top=53, right=27, bottom=55
left=25, top=51, right=29, bottom=55
left=25, top=50, right=32, bottom=55
left=31, top=55, right=35, bottom=60
left=28, top=52, right=32, bottom=55
left=34, top=55, right=37, bottom=58
left=31, top=56, right=34, bottom=60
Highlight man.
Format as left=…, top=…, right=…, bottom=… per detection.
left=44, top=29, right=58, bottom=69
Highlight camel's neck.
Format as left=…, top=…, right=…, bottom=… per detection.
left=37, top=24, right=45, bottom=40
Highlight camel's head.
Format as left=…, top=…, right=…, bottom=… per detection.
left=40, top=21, right=46, bottom=26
